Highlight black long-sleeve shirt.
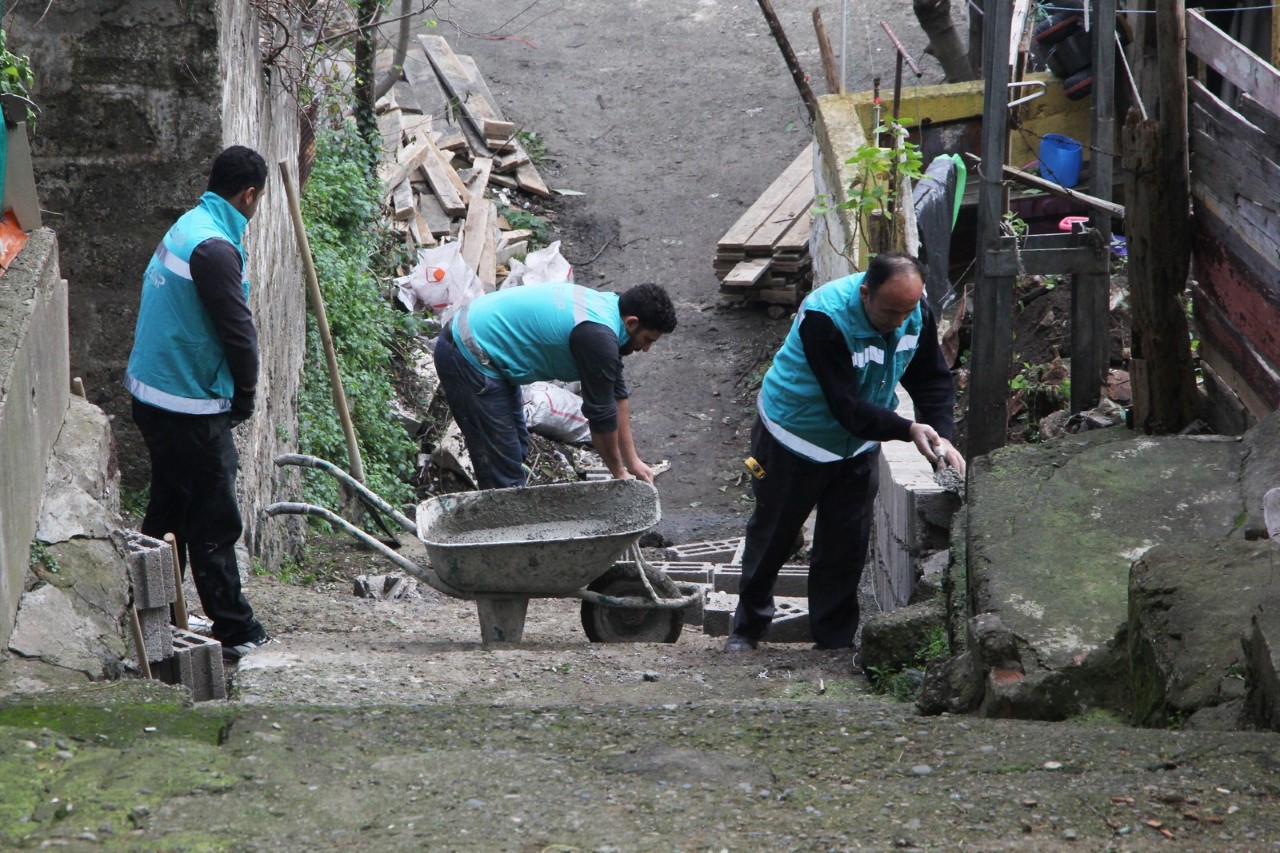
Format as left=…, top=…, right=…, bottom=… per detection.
left=190, top=238, right=259, bottom=392
left=567, top=321, right=629, bottom=433
left=798, top=301, right=955, bottom=443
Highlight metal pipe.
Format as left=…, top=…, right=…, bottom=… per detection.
left=264, top=501, right=472, bottom=600
left=273, top=453, right=417, bottom=533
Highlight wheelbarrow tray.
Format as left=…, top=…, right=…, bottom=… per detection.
left=416, top=479, right=660, bottom=596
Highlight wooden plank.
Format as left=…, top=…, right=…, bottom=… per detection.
left=1186, top=8, right=1280, bottom=117
left=478, top=201, right=498, bottom=291
left=378, top=138, right=431, bottom=201
left=774, top=210, right=811, bottom=252
left=402, top=48, right=450, bottom=122
left=418, top=191, right=453, bottom=237
left=418, top=137, right=468, bottom=216
left=460, top=157, right=494, bottom=275
left=1192, top=284, right=1280, bottom=411
left=722, top=258, right=772, bottom=288
left=493, top=148, right=531, bottom=174
left=454, top=54, right=518, bottom=146
left=377, top=108, right=403, bottom=163
left=412, top=209, right=437, bottom=247
left=744, top=170, right=815, bottom=250
left=420, top=35, right=516, bottom=152
left=513, top=160, right=551, bottom=198
left=717, top=144, right=813, bottom=250
left=391, top=179, right=415, bottom=221
left=1193, top=190, right=1280, bottom=313
left=497, top=240, right=528, bottom=267
left=1237, top=91, right=1280, bottom=140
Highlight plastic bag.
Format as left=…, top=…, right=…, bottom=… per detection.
left=394, top=241, right=485, bottom=324
left=501, top=240, right=574, bottom=289
left=522, top=381, right=591, bottom=444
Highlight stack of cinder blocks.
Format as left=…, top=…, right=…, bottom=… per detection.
left=121, top=531, right=226, bottom=701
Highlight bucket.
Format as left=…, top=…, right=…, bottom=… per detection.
left=1039, top=133, right=1082, bottom=188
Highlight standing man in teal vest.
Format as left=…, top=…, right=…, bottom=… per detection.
left=724, top=252, right=965, bottom=654
left=433, top=282, right=677, bottom=489
left=126, top=145, right=273, bottom=664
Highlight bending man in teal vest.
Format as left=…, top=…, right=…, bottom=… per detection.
left=434, top=282, right=677, bottom=489
left=724, top=252, right=965, bottom=653
left=125, top=145, right=273, bottom=664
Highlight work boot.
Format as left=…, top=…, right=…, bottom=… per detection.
left=723, top=633, right=758, bottom=651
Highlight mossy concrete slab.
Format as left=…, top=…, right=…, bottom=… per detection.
left=966, top=428, right=1245, bottom=717
left=1128, top=539, right=1277, bottom=727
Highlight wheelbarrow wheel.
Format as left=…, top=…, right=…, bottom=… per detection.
left=580, top=563, right=684, bottom=644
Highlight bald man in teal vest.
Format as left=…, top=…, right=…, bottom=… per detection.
left=725, top=252, right=965, bottom=654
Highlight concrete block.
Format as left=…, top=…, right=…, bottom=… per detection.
left=121, top=531, right=174, bottom=611
left=712, top=566, right=808, bottom=597
left=664, top=539, right=742, bottom=561
left=702, top=592, right=811, bottom=642
left=137, top=606, right=173, bottom=663
left=153, top=628, right=226, bottom=702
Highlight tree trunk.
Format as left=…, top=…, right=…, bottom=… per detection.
left=374, top=0, right=414, bottom=102
left=914, top=0, right=976, bottom=82
left=354, top=0, right=380, bottom=153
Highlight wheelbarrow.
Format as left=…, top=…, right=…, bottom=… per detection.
left=265, top=454, right=703, bottom=644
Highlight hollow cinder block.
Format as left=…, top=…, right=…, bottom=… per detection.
left=137, top=606, right=173, bottom=662
left=122, top=530, right=175, bottom=610
left=153, top=628, right=226, bottom=702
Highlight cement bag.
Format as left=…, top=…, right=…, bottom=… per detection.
left=394, top=241, right=484, bottom=324
left=522, top=381, right=591, bottom=444
left=501, top=240, right=573, bottom=289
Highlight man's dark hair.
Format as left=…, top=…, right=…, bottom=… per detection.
left=207, top=146, right=268, bottom=198
left=863, top=252, right=926, bottom=295
left=618, top=283, right=677, bottom=333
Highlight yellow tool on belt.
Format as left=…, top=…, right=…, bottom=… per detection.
left=744, top=456, right=766, bottom=479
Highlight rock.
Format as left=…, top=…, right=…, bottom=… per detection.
left=8, top=584, right=107, bottom=677
left=917, top=651, right=983, bottom=716
left=353, top=574, right=420, bottom=600
left=1128, top=539, right=1279, bottom=727
left=859, top=597, right=945, bottom=675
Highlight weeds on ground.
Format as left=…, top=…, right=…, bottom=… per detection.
left=501, top=205, right=550, bottom=250
left=867, top=624, right=951, bottom=702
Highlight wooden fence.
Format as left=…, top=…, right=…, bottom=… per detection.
left=1186, top=9, right=1280, bottom=416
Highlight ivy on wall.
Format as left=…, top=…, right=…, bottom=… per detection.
left=297, top=119, right=415, bottom=510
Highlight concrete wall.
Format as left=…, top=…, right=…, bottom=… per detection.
left=0, top=229, right=66, bottom=647
left=3, top=0, right=305, bottom=569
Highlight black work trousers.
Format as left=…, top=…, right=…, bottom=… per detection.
left=132, top=399, right=264, bottom=647
left=732, top=417, right=879, bottom=649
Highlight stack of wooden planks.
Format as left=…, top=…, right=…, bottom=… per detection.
left=375, top=34, right=551, bottom=290
left=714, top=144, right=815, bottom=305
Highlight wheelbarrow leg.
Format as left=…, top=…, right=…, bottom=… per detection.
left=475, top=598, right=530, bottom=643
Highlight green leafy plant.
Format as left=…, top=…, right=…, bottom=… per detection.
left=867, top=624, right=951, bottom=702
left=28, top=541, right=58, bottom=575
left=0, top=29, right=35, bottom=128
left=501, top=205, right=550, bottom=250
left=516, top=130, right=548, bottom=166
left=298, top=119, right=416, bottom=512
left=814, top=119, right=924, bottom=258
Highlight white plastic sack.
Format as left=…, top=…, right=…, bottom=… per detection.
left=522, top=381, right=591, bottom=444
left=394, top=241, right=485, bottom=324
left=501, top=240, right=574, bottom=289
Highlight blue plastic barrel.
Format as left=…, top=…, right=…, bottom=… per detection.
left=1039, top=133, right=1082, bottom=188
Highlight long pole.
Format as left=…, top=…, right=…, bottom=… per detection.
left=755, top=0, right=817, bottom=122
left=278, top=159, right=366, bottom=483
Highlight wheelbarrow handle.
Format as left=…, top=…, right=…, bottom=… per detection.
left=272, top=454, right=417, bottom=534
left=264, top=501, right=472, bottom=600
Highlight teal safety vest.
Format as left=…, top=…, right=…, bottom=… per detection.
left=451, top=283, right=630, bottom=383
left=758, top=273, right=923, bottom=462
left=125, top=192, right=251, bottom=415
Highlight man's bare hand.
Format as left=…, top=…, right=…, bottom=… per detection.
left=625, top=458, right=655, bottom=484
left=908, top=424, right=965, bottom=474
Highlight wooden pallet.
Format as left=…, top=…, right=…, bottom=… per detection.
left=715, top=144, right=815, bottom=305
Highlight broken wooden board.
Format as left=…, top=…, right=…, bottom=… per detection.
left=379, top=138, right=432, bottom=202
left=721, top=258, right=772, bottom=290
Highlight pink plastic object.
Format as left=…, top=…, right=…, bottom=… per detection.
left=1058, top=215, right=1090, bottom=232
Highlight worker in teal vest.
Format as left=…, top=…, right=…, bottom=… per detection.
left=724, top=252, right=965, bottom=654
left=125, top=145, right=273, bottom=664
left=434, top=282, right=677, bottom=489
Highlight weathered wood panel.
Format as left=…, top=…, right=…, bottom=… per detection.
left=1185, top=21, right=1280, bottom=413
